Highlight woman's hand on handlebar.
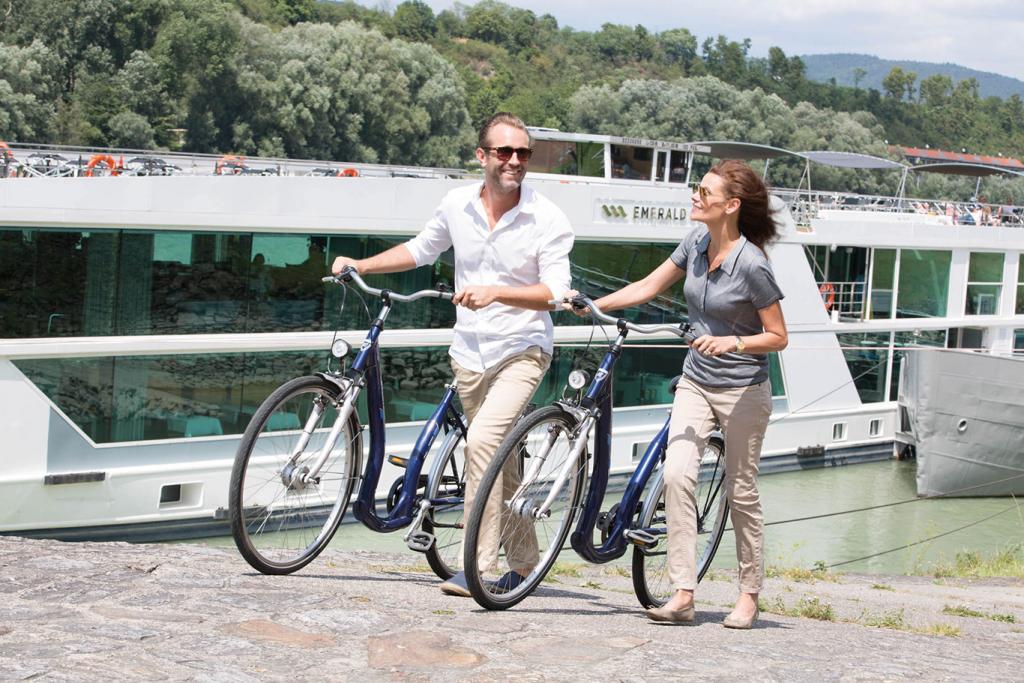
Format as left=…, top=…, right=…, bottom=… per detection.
left=561, top=289, right=590, bottom=317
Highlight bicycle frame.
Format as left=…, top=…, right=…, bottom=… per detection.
left=311, top=280, right=466, bottom=534
left=562, top=322, right=673, bottom=564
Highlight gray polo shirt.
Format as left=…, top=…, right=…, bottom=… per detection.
left=670, top=226, right=784, bottom=388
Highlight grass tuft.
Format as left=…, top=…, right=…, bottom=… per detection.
left=863, top=608, right=909, bottom=631
left=932, top=543, right=1024, bottom=580
left=920, top=623, right=961, bottom=637
left=870, top=583, right=895, bottom=591
left=766, top=565, right=841, bottom=583
left=942, top=604, right=1017, bottom=623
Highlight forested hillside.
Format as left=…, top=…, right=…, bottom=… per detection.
left=802, top=53, right=1024, bottom=101
left=1, top=0, right=1022, bottom=200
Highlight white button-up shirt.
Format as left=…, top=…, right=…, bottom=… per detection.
left=404, top=182, right=574, bottom=372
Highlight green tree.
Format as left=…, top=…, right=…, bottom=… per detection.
left=657, top=28, right=697, bottom=70
left=393, top=1, right=436, bottom=42
left=0, top=39, right=62, bottom=141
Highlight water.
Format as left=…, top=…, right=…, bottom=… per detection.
left=198, top=460, right=1023, bottom=576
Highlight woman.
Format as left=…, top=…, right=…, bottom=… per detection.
left=580, top=160, right=788, bottom=628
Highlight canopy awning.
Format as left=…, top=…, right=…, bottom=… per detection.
left=910, top=162, right=1024, bottom=178
left=799, top=150, right=907, bottom=171
left=688, top=141, right=804, bottom=161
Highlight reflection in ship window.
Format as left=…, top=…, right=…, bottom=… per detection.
left=869, top=249, right=896, bottom=319
left=896, top=249, right=951, bottom=319
left=14, top=342, right=696, bottom=445
left=1016, top=254, right=1024, bottom=315
left=567, top=242, right=683, bottom=326
left=668, top=150, right=689, bottom=184
left=610, top=145, right=653, bottom=180
left=1014, top=329, right=1024, bottom=356
left=529, top=140, right=604, bottom=178
left=965, top=252, right=1003, bottom=315
left=838, top=332, right=891, bottom=403
left=889, top=329, right=946, bottom=400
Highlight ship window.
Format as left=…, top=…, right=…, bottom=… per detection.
left=1014, top=329, right=1024, bottom=356
left=0, top=227, right=683, bottom=340
left=1016, top=254, right=1024, bottom=315
left=869, top=418, right=882, bottom=437
left=869, top=248, right=896, bottom=319
left=832, top=423, right=847, bottom=441
left=896, top=249, right=951, bottom=319
left=610, top=145, right=653, bottom=181
left=13, top=339, right=685, bottom=446
left=965, top=252, right=1003, bottom=315
left=529, top=140, right=605, bottom=178
left=837, top=332, right=891, bottom=403
left=889, top=329, right=946, bottom=401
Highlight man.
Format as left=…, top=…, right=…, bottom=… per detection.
left=331, top=112, right=574, bottom=596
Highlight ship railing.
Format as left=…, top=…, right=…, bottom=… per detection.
left=0, top=141, right=473, bottom=181
left=774, top=188, right=1024, bottom=227
left=816, top=280, right=867, bottom=321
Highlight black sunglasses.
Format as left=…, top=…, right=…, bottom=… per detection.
left=482, top=146, right=533, bottom=162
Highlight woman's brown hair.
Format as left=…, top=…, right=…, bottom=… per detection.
left=709, top=159, right=779, bottom=249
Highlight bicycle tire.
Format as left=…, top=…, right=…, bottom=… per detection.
left=631, top=436, right=728, bottom=608
left=230, top=375, right=360, bottom=575
left=464, top=405, right=588, bottom=610
left=422, top=424, right=468, bottom=580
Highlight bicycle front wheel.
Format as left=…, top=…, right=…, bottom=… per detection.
left=423, top=424, right=468, bottom=580
left=229, top=375, right=360, bottom=575
left=464, top=405, right=588, bottom=610
left=632, top=436, right=728, bottom=608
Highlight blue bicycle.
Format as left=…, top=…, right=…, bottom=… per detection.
left=463, top=295, right=728, bottom=609
left=229, top=268, right=468, bottom=578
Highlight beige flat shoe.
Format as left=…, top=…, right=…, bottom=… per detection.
left=645, top=604, right=695, bottom=624
left=723, top=607, right=759, bottom=629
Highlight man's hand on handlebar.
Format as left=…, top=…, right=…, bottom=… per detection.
left=331, top=256, right=359, bottom=276
left=453, top=285, right=497, bottom=310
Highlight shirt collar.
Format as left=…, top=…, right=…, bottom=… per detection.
left=468, top=182, right=537, bottom=222
left=696, top=231, right=749, bottom=276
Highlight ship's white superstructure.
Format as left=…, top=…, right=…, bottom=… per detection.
left=1, top=134, right=1022, bottom=539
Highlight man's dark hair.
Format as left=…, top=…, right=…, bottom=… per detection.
left=477, top=112, right=530, bottom=149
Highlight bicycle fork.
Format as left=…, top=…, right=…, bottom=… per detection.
left=284, top=380, right=360, bottom=490
left=509, top=413, right=594, bottom=520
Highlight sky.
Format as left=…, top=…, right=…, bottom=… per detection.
left=371, top=0, right=1024, bottom=82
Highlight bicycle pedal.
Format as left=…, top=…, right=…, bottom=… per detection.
left=387, top=454, right=409, bottom=468
left=406, top=531, right=435, bottom=553
left=623, top=528, right=659, bottom=549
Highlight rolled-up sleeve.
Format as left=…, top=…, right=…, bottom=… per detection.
left=403, top=205, right=453, bottom=267
left=537, top=213, right=574, bottom=302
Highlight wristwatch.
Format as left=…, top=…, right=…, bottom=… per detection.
left=734, top=336, right=745, bottom=353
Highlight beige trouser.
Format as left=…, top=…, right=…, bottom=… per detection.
left=664, top=376, right=772, bottom=593
left=451, top=347, right=551, bottom=574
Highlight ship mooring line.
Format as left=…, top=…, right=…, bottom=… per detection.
left=825, top=504, right=1019, bottom=569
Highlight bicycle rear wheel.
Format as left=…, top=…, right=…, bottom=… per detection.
left=464, top=406, right=588, bottom=610
left=422, top=425, right=468, bottom=580
left=229, top=375, right=360, bottom=575
left=632, top=436, right=728, bottom=608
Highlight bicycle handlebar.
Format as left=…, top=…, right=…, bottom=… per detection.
left=558, top=294, right=696, bottom=343
left=322, top=267, right=454, bottom=303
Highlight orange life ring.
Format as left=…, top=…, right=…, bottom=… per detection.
left=339, top=168, right=359, bottom=177
left=819, top=282, right=836, bottom=311
left=215, top=154, right=246, bottom=175
left=85, top=154, right=119, bottom=177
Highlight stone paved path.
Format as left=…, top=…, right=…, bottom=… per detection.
left=1, top=536, right=1022, bottom=681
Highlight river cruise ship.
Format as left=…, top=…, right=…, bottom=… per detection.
left=1, top=132, right=1022, bottom=540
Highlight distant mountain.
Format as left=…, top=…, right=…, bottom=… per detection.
left=800, top=53, right=1024, bottom=100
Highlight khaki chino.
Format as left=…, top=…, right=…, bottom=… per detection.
left=451, top=347, right=551, bottom=574
left=663, top=376, right=772, bottom=593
